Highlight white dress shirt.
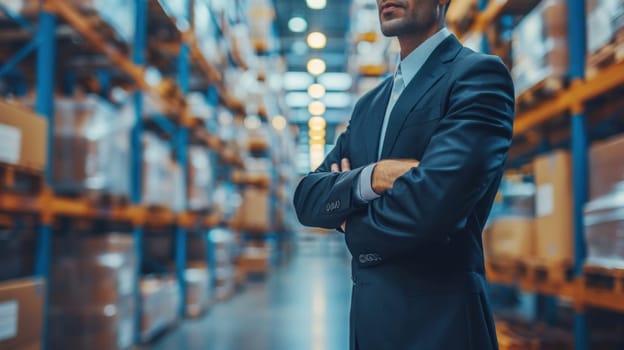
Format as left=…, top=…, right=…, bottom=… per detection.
left=357, top=28, right=452, bottom=201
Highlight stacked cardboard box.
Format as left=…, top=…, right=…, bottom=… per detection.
left=589, top=134, right=624, bottom=201
left=52, top=96, right=132, bottom=196
left=50, top=234, right=136, bottom=350
left=484, top=174, right=536, bottom=261
left=586, top=0, right=624, bottom=54
left=209, top=228, right=237, bottom=299
left=0, top=227, right=36, bottom=281
left=185, top=262, right=213, bottom=318
left=584, top=134, right=624, bottom=268
left=533, top=150, right=574, bottom=264
left=238, top=243, right=270, bottom=276
left=140, top=277, right=180, bottom=342
left=0, top=278, right=45, bottom=350
left=512, top=0, right=568, bottom=96
left=485, top=218, right=536, bottom=260
left=188, top=145, right=216, bottom=212
left=584, top=181, right=624, bottom=268
left=0, top=101, right=47, bottom=172
left=142, top=132, right=185, bottom=211
left=238, top=188, right=271, bottom=233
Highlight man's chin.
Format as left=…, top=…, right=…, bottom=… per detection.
left=380, top=22, right=404, bottom=37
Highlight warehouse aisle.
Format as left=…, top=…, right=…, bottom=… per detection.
left=151, top=235, right=353, bottom=350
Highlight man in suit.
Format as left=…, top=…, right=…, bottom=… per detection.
left=293, top=0, right=514, bottom=349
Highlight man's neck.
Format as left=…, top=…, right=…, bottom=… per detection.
left=398, top=24, right=443, bottom=60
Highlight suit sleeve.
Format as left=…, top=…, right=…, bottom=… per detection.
left=293, top=105, right=368, bottom=230
left=363, top=55, right=514, bottom=244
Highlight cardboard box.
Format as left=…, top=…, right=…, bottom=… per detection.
left=0, top=101, right=47, bottom=171
left=51, top=255, right=136, bottom=306
left=49, top=299, right=135, bottom=350
left=239, top=188, right=271, bottom=233
left=485, top=217, right=535, bottom=260
left=533, top=151, right=574, bottom=264
left=14, top=341, right=41, bottom=350
left=53, top=233, right=134, bottom=257
left=0, top=278, right=45, bottom=350
left=589, top=134, right=624, bottom=201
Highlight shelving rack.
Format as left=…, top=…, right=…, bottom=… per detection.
left=0, top=0, right=249, bottom=347
left=461, top=0, right=624, bottom=349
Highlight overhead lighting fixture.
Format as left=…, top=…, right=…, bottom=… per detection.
left=285, top=92, right=311, bottom=108
left=307, top=58, right=326, bottom=76
left=308, top=116, right=327, bottom=130
left=288, top=17, right=308, bottom=33
left=271, top=115, right=287, bottom=131
left=308, top=101, right=326, bottom=116
left=307, top=32, right=327, bottom=49
left=283, top=72, right=314, bottom=91
left=323, top=92, right=352, bottom=109
left=307, top=83, right=326, bottom=99
left=318, top=73, right=352, bottom=91
left=306, top=0, right=327, bottom=10
left=308, top=128, right=326, bottom=140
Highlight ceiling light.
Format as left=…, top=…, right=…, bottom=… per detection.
left=307, top=58, right=326, bottom=76
left=308, top=101, right=326, bottom=115
left=283, top=72, right=314, bottom=90
left=323, top=92, right=352, bottom=109
left=307, top=32, right=327, bottom=49
left=285, top=92, right=311, bottom=108
left=308, top=128, right=326, bottom=140
left=271, top=115, right=287, bottom=131
left=288, top=17, right=308, bottom=33
left=318, top=73, right=352, bottom=90
left=306, top=0, right=327, bottom=10
left=308, top=116, right=327, bottom=130
left=307, top=84, right=326, bottom=99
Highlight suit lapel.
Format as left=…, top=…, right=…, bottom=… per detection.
left=379, top=35, right=463, bottom=159
left=365, top=77, right=394, bottom=164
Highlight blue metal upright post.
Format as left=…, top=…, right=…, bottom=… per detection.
left=175, top=120, right=189, bottom=318
left=175, top=0, right=191, bottom=317
left=132, top=0, right=148, bottom=344
left=34, top=10, right=56, bottom=350
left=568, top=0, right=589, bottom=348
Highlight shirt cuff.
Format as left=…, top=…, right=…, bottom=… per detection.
left=357, top=164, right=381, bottom=202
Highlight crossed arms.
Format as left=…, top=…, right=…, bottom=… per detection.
left=293, top=55, right=515, bottom=246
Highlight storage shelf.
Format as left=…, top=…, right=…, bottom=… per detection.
left=0, top=191, right=226, bottom=229
left=0, top=192, right=41, bottom=213
left=514, top=60, right=624, bottom=136
left=487, top=262, right=624, bottom=314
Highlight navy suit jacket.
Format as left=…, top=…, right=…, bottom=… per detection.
left=294, top=35, right=514, bottom=350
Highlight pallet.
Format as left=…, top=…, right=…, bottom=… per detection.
left=582, top=264, right=624, bottom=313
left=584, top=264, right=624, bottom=294
left=520, top=260, right=575, bottom=286
left=587, top=37, right=624, bottom=79
left=0, top=163, right=43, bottom=195
left=486, top=258, right=525, bottom=285
left=516, top=77, right=566, bottom=110
left=84, top=191, right=129, bottom=208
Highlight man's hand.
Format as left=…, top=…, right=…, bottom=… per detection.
left=331, top=158, right=351, bottom=231
left=372, top=159, right=420, bottom=194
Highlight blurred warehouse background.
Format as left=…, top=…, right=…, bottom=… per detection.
left=1, top=0, right=624, bottom=349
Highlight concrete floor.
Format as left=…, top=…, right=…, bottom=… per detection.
left=151, top=235, right=353, bottom=350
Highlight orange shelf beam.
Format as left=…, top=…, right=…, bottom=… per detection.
left=0, top=192, right=41, bottom=213
left=513, top=58, right=624, bottom=136
left=473, top=0, right=508, bottom=33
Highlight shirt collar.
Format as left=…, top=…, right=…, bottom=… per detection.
left=396, top=27, right=451, bottom=86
